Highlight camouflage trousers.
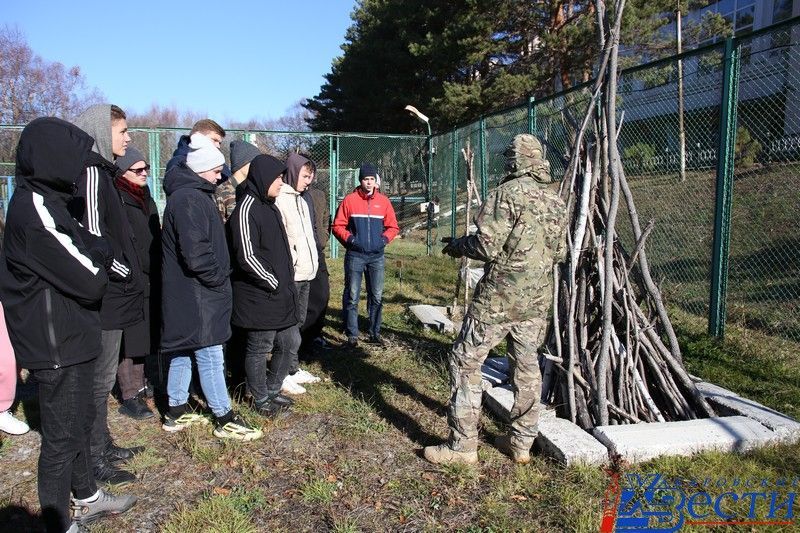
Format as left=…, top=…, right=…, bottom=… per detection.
left=446, top=313, right=547, bottom=452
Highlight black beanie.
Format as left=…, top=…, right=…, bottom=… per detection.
left=230, top=140, right=262, bottom=175
left=358, top=163, right=379, bottom=181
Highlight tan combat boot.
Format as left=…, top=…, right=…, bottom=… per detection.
left=422, top=444, right=479, bottom=465
left=495, top=435, right=531, bottom=464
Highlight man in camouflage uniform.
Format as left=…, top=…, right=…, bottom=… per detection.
left=423, top=134, right=568, bottom=465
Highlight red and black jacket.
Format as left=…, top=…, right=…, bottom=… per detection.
left=332, top=187, right=399, bottom=255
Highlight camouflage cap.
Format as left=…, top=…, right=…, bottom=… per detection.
left=504, top=134, right=552, bottom=184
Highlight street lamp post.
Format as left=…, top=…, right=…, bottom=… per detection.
left=405, top=105, right=433, bottom=255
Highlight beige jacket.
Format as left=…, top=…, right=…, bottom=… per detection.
left=275, top=183, right=319, bottom=281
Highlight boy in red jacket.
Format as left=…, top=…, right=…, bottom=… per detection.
left=332, top=163, right=399, bottom=347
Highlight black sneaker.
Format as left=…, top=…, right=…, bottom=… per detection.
left=118, top=396, right=155, bottom=420
left=213, top=411, right=263, bottom=441
left=255, top=394, right=294, bottom=418
left=93, top=458, right=136, bottom=485
left=104, top=442, right=145, bottom=464
left=343, top=337, right=358, bottom=349
left=368, top=335, right=387, bottom=347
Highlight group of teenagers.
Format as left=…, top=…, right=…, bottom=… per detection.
left=0, top=104, right=399, bottom=532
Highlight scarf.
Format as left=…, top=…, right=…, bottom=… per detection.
left=114, top=175, right=148, bottom=213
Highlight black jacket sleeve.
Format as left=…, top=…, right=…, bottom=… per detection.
left=73, top=164, right=133, bottom=282
left=21, top=201, right=109, bottom=305
left=228, top=199, right=279, bottom=291
left=173, top=194, right=229, bottom=288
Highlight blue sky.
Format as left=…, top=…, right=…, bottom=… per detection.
left=2, top=0, right=356, bottom=125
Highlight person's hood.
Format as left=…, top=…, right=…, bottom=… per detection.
left=163, top=161, right=216, bottom=197
left=15, top=117, right=94, bottom=194
left=284, top=153, right=311, bottom=191
left=502, top=133, right=554, bottom=185
left=74, top=104, right=114, bottom=161
left=245, top=154, right=287, bottom=204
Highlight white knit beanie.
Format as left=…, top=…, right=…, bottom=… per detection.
left=186, top=133, right=225, bottom=173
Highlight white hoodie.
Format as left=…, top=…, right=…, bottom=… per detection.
left=275, top=183, right=319, bottom=281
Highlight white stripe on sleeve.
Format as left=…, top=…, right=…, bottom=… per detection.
left=238, top=196, right=278, bottom=289
left=32, top=193, right=100, bottom=275
left=86, top=167, right=101, bottom=236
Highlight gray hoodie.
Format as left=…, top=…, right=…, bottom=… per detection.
left=74, top=103, right=115, bottom=161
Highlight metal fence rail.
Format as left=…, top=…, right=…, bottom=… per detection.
left=0, top=17, right=798, bottom=345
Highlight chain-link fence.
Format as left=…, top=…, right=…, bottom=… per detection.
left=428, top=17, right=799, bottom=346
left=0, top=17, right=797, bottom=345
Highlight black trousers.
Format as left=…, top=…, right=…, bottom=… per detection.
left=33, top=358, right=98, bottom=532
left=301, top=254, right=330, bottom=353
left=244, top=326, right=301, bottom=405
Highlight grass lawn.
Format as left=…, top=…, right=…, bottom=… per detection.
left=1, top=250, right=798, bottom=532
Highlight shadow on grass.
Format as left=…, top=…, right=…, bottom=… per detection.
left=316, top=324, right=452, bottom=448
left=0, top=504, right=44, bottom=532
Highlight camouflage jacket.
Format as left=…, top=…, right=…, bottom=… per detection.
left=215, top=179, right=238, bottom=223
left=456, top=176, right=568, bottom=325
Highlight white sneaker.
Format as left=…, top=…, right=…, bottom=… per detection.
left=280, top=374, right=307, bottom=395
left=292, top=368, right=321, bottom=384
left=0, top=410, right=30, bottom=435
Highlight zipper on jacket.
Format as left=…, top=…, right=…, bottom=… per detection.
left=44, top=288, right=60, bottom=368
left=366, top=196, right=372, bottom=251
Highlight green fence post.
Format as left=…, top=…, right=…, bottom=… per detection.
left=329, top=135, right=339, bottom=259
left=527, top=97, right=537, bottom=135
left=427, top=132, right=433, bottom=256
left=479, top=116, right=487, bottom=200
left=709, top=37, right=741, bottom=338
left=148, top=130, right=161, bottom=208
left=450, top=129, right=458, bottom=239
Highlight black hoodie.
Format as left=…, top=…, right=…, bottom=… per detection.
left=160, top=161, right=232, bottom=353
left=227, top=155, right=300, bottom=330
left=70, top=104, right=144, bottom=330
left=0, top=118, right=109, bottom=369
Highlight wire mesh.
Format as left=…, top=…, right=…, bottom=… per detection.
left=0, top=18, right=797, bottom=344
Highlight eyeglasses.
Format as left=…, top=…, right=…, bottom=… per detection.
left=129, top=165, right=150, bottom=175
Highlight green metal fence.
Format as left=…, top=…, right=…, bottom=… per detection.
left=431, top=17, right=799, bottom=345
left=0, top=17, right=797, bottom=345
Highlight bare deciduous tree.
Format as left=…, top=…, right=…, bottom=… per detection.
left=0, top=25, right=102, bottom=124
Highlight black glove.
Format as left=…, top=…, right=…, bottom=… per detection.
left=88, top=238, right=114, bottom=272
left=441, top=236, right=463, bottom=258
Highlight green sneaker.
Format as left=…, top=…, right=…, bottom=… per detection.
left=213, top=412, right=263, bottom=441
left=162, top=405, right=209, bottom=432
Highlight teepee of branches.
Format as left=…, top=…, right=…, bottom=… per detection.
left=541, top=0, right=715, bottom=429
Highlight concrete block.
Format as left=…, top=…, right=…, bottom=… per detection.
left=484, top=356, right=510, bottom=375
left=483, top=384, right=513, bottom=421
left=696, top=381, right=800, bottom=443
left=481, top=363, right=508, bottom=386
left=536, top=409, right=609, bottom=466
left=593, top=416, right=779, bottom=463
left=483, top=387, right=608, bottom=466
left=408, top=304, right=456, bottom=333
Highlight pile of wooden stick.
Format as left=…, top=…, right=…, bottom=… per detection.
left=541, top=0, right=715, bottom=428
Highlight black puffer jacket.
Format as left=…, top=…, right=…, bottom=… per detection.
left=228, top=155, right=299, bottom=330
left=160, top=162, right=232, bottom=353
left=117, top=185, right=161, bottom=357
left=0, top=118, right=109, bottom=369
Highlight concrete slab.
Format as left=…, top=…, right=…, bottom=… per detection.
left=408, top=304, right=456, bottom=333
left=483, top=386, right=609, bottom=466
left=696, top=381, right=800, bottom=443
left=593, top=416, right=779, bottom=463
left=484, top=356, right=510, bottom=375
left=536, top=409, right=609, bottom=466
left=481, top=363, right=508, bottom=386
left=483, top=384, right=514, bottom=421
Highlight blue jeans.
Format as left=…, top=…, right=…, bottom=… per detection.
left=342, top=252, right=384, bottom=338
left=167, top=345, right=231, bottom=418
